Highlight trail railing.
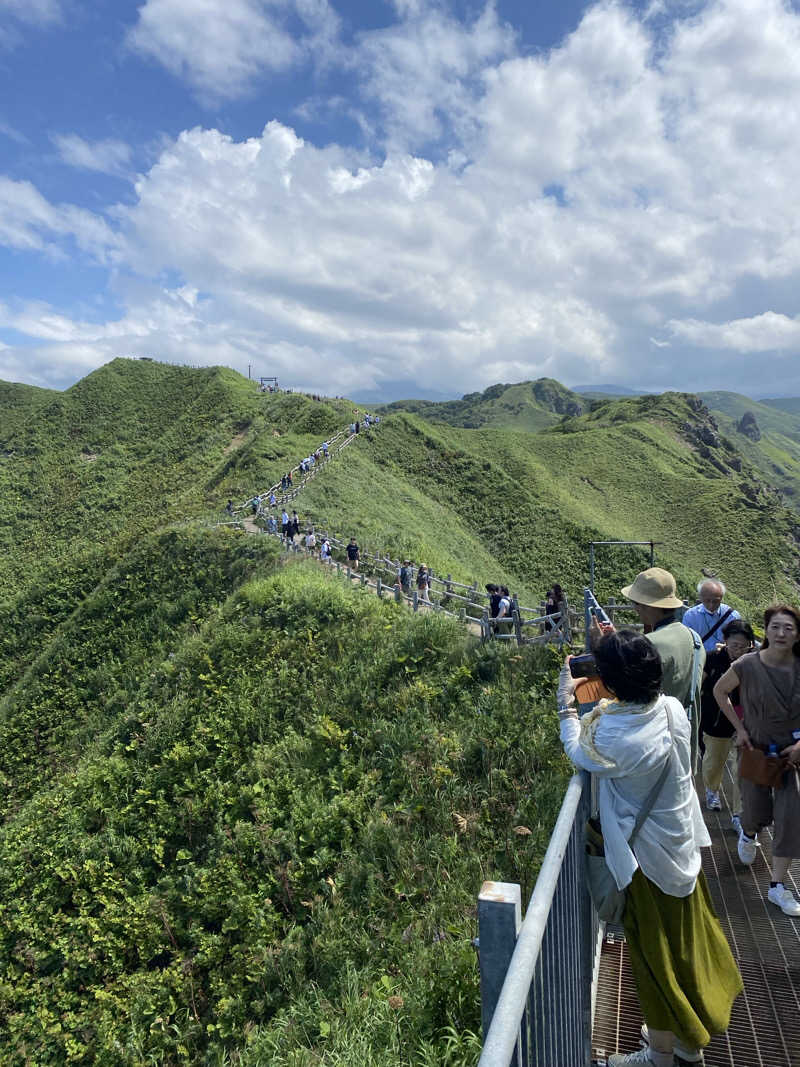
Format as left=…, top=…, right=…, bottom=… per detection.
left=477, top=773, right=599, bottom=1067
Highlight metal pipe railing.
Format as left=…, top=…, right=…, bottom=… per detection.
left=478, top=773, right=595, bottom=1067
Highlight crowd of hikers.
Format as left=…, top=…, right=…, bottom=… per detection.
left=558, top=568, right=799, bottom=1066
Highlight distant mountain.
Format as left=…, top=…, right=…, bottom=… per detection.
left=377, top=378, right=585, bottom=431
left=761, top=397, right=800, bottom=415
left=570, top=383, right=648, bottom=396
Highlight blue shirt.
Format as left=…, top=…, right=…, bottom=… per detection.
left=682, top=602, right=741, bottom=651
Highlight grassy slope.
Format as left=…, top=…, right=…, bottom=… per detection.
left=0, top=361, right=352, bottom=599
left=299, top=399, right=799, bottom=615
left=0, top=555, right=566, bottom=1066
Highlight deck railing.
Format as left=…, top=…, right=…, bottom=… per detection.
left=477, top=773, right=600, bottom=1067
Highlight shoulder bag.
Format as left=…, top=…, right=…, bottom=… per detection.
left=585, top=705, right=675, bottom=923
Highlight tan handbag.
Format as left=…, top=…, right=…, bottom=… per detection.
left=739, top=747, right=789, bottom=789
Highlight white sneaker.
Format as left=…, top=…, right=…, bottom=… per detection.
left=641, top=1024, right=703, bottom=1063
left=705, top=789, right=722, bottom=810
left=609, top=1049, right=673, bottom=1066
left=737, top=829, right=758, bottom=865
left=730, top=813, right=742, bottom=834
left=767, top=884, right=800, bottom=916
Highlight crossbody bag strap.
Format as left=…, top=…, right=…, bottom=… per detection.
left=628, top=705, right=675, bottom=849
left=701, top=607, right=734, bottom=645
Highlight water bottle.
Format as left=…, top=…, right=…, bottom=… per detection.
left=768, top=742, right=778, bottom=757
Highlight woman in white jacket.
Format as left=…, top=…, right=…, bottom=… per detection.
left=558, top=629, right=742, bottom=1067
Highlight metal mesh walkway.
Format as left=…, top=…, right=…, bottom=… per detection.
left=591, top=764, right=800, bottom=1066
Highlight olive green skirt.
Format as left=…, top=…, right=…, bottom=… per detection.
left=623, top=869, right=742, bottom=1048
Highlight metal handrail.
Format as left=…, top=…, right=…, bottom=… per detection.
left=478, top=773, right=587, bottom=1066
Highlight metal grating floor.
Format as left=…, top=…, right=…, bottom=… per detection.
left=591, top=764, right=800, bottom=1066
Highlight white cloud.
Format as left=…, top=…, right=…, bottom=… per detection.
left=668, top=312, right=800, bottom=353
left=52, top=134, right=133, bottom=177
left=8, top=0, right=800, bottom=397
left=354, top=1, right=516, bottom=151
left=127, top=0, right=339, bottom=103
left=0, top=178, right=119, bottom=263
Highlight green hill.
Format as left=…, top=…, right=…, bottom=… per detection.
left=378, top=378, right=585, bottom=431
left=3, top=358, right=800, bottom=1063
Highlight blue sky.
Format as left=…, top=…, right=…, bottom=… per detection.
left=2, top=0, right=800, bottom=399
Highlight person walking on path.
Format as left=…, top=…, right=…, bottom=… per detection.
left=399, top=561, right=413, bottom=595
left=416, top=565, right=430, bottom=603
left=683, top=580, right=741, bottom=652
left=558, top=630, right=742, bottom=1066
left=305, top=529, right=316, bottom=556
left=597, top=568, right=705, bottom=770
left=713, top=604, right=800, bottom=916
left=290, top=511, right=300, bottom=542
left=545, top=582, right=564, bottom=632
left=699, top=619, right=755, bottom=826
left=346, top=538, right=360, bottom=571
left=320, top=537, right=331, bottom=562
left=281, top=509, right=290, bottom=542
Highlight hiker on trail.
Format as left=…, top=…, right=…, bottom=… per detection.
left=281, top=509, right=290, bottom=540
left=281, top=474, right=287, bottom=490
left=355, top=421, right=360, bottom=434
left=347, top=538, right=360, bottom=570
left=545, top=583, right=564, bottom=632
left=558, top=629, right=742, bottom=1067
left=495, top=586, right=513, bottom=633
left=416, top=565, right=430, bottom=603
left=305, top=529, right=316, bottom=555
left=596, top=568, right=705, bottom=770
left=225, top=500, right=234, bottom=516
left=287, top=471, right=293, bottom=486
left=322, top=441, right=329, bottom=457
left=320, top=537, right=331, bottom=562
left=291, top=511, right=300, bottom=541
left=267, top=514, right=277, bottom=534
left=400, top=560, right=413, bottom=595
left=713, top=604, right=800, bottom=916
left=250, top=496, right=260, bottom=516
left=349, top=423, right=356, bottom=435
left=700, top=619, right=755, bottom=825
left=269, top=491, right=277, bottom=507
left=683, top=580, right=741, bottom=652
left=485, top=583, right=502, bottom=618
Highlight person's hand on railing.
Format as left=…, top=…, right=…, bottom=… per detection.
left=589, top=616, right=614, bottom=647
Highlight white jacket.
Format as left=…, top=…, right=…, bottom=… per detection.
left=560, top=694, right=710, bottom=897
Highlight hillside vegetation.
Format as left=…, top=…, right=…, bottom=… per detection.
left=0, top=532, right=565, bottom=1065
left=3, top=357, right=800, bottom=1063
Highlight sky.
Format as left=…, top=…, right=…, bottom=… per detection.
left=2, top=0, right=800, bottom=400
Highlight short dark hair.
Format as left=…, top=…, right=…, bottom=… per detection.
left=721, top=619, right=755, bottom=644
left=594, top=628, right=662, bottom=704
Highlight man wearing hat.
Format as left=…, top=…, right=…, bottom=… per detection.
left=620, top=567, right=705, bottom=769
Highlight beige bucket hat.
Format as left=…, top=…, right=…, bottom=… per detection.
left=621, top=567, right=683, bottom=608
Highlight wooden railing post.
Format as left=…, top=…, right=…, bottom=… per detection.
left=512, top=595, right=523, bottom=645
left=377, top=578, right=383, bottom=598
left=413, top=591, right=419, bottom=612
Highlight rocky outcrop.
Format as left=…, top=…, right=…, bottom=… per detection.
left=736, top=411, right=761, bottom=441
